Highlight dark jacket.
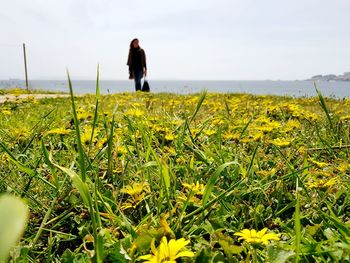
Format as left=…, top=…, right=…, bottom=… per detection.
left=127, top=48, right=147, bottom=78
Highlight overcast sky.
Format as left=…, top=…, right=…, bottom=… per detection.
left=0, top=0, right=349, bottom=80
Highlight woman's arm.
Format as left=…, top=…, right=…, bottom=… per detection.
left=127, top=51, right=132, bottom=66
left=142, top=49, right=147, bottom=76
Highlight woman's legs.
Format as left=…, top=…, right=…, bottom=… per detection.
left=133, top=69, right=143, bottom=91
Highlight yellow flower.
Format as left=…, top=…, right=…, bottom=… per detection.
left=335, top=162, right=348, bottom=173
left=256, top=168, right=277, bottom=177
left=10, top=127, right=30, bottom=142
left=1, top=109, right=11, bottom=115
left=77, top=109, right=93, bottom=120
left=138, top=236, right=194, bottom=263
left=307, top=177, right=339, bottom=189
left=159, top=216, right=174, bottom=237
left=125, top=108, right=145, bottom=117
left=182, top=181, right=205, bottom=195
left=170, top=119, right=182, bottom=126
left=80, top=128, right=96, bottom=145
left=241, top=131, right=264, bottom=143
left=257, top=121, right=281, bottom=132
left=304, top=112, right=320, bottom=121
left=116, top=145, right=128, bottom=156
left=120, top=182, right=150, bottom=210
left=340, top=115, right=350, bottom=121
left=234, top=228, right=279, bottom=246
left=177, top=191, right=202, bottom=206
left=121, top=182, right=149, bottom=197
left=163, top=146, right=176, bottom=156
left=309, top=159, right=328, bottom=168
left=212, top=118, right=225, bottom=125
left=175, top=156, right=186, bottom=165
left=45, top=128, right=71, bottom=136
left=165, top=133, right=175, bottom=141
left=270, top=138, right=293, bottom=147
left=96, top=137, right=108, bottom=149
left=190, top=128, right=200, bottom=137
left=203, top=129, right=216, bottom=136
left=282, top=119, right=301, bottom=133
left=222, top=131, right=240, bottom=141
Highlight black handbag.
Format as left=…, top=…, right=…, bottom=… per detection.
left=142, top=77, right=150, bottom=92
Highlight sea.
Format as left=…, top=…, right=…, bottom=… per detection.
left=1, top=79, right=350, bottom=98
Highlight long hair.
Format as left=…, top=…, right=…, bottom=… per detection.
left=129, top=38, right=139, bottom=50
left=127, top=38, right=141, bottom=67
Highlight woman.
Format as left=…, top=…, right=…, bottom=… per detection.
left=127, top=38, right=147, bottom=91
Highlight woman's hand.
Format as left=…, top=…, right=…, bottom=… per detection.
left=144, top=69, right=147, bottom=77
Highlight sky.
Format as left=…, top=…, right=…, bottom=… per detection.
left=0, top=0, right=349, bottom=80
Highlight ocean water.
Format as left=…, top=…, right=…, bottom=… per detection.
left=1, top=79, right=350, bottom=98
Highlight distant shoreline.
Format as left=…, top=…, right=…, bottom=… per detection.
left=1, top=80, right=350, bottom=98
left=307, top=72, right=350, bottom=82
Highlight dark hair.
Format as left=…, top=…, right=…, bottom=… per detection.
left=130, top=38, right=139, bottom=49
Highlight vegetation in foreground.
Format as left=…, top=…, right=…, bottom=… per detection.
left=0, top=85, right=350, bottom=262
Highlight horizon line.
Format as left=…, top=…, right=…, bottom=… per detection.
left=1, top=78, right=308, bottom=82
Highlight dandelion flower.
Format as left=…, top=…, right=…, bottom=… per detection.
left=203, top=129, right=216, bottom=136
left=309, top=159, right=328, bottom=168
left=182, top=181, right=205, bottom=195
left=121, top=182, right=149, bottom=197
left=45, top=128, right=71, bottom=136
left=125, top=108, right=144, bottom=117
left=234, top=228, right=279, bottom=246
left=1, top=109, right=11, bottom=116
left=270, top=138, right=294, bottom=147
left=120, top=182, right=150, bottom=210
left=138, top=236, right=194, bottom=263
left=307, top=177, right=339, bottom=189
left=165, top=133, right=175, bottom=141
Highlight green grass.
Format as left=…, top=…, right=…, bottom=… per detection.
left=0, top=83, right=350, bottom=262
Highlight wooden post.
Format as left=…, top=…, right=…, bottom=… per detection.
left=23, top=43, right=29, bottom=91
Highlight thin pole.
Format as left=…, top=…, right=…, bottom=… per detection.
left=23, top=43, right=29, bottom=91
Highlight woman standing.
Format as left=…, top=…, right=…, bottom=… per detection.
left=127, top=38, right=147, bottom=91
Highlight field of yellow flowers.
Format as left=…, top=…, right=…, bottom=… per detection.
left=1, top=86, right=350, bottom=262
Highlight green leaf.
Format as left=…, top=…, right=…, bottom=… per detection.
left=202, top=161, right=238, bottom=206
left=195, top=248, right=212, bottom=263
left=0, top=194, right=29, bottom=262
left=61, top=249, right=75, bottom=263
left=133, top=229, right=164, bottom=253
left=321, top=207, right=350, bottom=243
left=161, top=163, right=170, bottom=189
left=67, top=70, right=87, bottom=182
left=306, top=224, right=321, bottom=237
left=54, top=164, right=92, bottom=208
left=267, top=246, right=295, bottom=263
left=142, top=161, right=158, bottom=168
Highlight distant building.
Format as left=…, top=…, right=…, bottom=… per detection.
left=308, top=72, right=350, bottom=81
left=324, top=74, right=337, bottom=80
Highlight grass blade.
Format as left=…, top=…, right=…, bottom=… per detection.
left=67, top=70, right=87, bottom=182
left=202, top=161, right=238, bottom=206
left=315, top=83, right=334, bottom=130
left=189, top=90, right=207, bottom=123
left=295, top=177, right=301, bottom=263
